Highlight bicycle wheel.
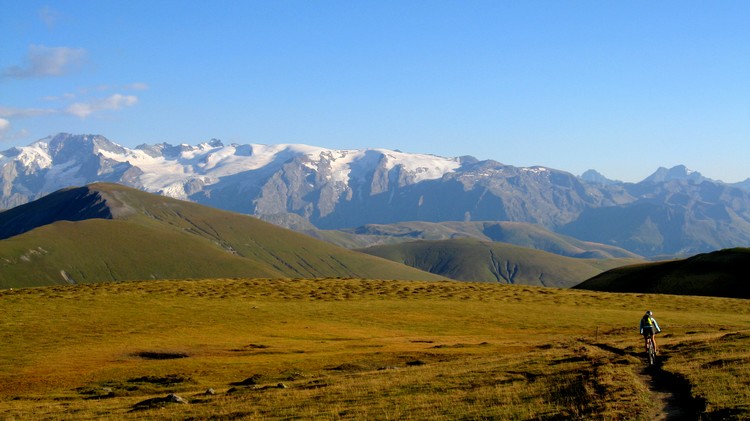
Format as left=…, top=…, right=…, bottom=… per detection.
left=647, top=341, right=656, bottom=366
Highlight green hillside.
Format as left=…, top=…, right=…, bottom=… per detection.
left=0, top=183, right=445, bottom=288
left=574, top=247, right=750, bottom=299
left=290, top=219, right=641, bottom=259
left=358, top=238, right=642, bottom=288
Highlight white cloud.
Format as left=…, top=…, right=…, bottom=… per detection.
left=66, top=94, right=138, bottom=118
left=0, top=119, right=27, bottom=142
left=42, top=82, right=149, bottom=101
left=39, top=7, right=62, bottom=29
left=125, top=82, right=149, bottom=91
left=88, top=82, right=150, bottom=92
left=2, top=93, right=138, bottom=121
left=43, top=93, right=77, bottom=102
left=16, top=128, right=30, bottom=138
left=2, top=45, right=86, bottom=79
left=0, top=106, right=57, bottom=118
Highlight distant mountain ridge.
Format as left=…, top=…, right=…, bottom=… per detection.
left=642, top=165, right=707, bottom=184
left=3, top=133, right=750, bottom=257
left=310, top=220, right=641, bottom=259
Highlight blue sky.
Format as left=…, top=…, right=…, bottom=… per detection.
left=1, top=1, right=748, bottom=182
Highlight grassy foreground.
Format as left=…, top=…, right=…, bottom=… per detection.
left=1, top=278, right=749, bottom=420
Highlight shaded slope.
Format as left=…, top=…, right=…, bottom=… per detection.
left=0, top=186, right=112, bottom=240
left=0, top=183, right=445, bottom=288
left=358, top=238, right=642, bottom=287
left=574, top=248, right=750, bottom=299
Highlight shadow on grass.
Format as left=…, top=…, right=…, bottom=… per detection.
left=589, top=341, right=708, bottom=420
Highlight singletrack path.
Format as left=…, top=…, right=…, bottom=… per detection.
left=588, top=342, right=699, bottom=420
left=639, top=365, right=689, bottom=420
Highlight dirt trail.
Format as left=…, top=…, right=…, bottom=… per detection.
left=640, top=365, right=690, bottom=420
left=589, top=342, right=703, bottom=420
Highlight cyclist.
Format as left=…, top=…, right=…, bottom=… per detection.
left=639, top=310, right=661, bottom=354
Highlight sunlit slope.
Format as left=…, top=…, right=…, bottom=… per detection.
left=2, top=278, right=749, bottom=419
left=358, top=238, right=642, bottom=287
left=0, top=219, right=288, bottom=288
left=574, top=247, right=750, bottom=299
left=0, top=183, right=445, bottom=288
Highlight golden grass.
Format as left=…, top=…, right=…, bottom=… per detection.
left=1, top=278, right=749, bottom=419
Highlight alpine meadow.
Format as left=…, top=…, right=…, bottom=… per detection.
left=3, top=2, right=750, bottom=419
left=2, top=278, right=750, bottom=420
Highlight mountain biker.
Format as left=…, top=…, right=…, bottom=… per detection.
left=639, top=310, right=661, bottom=354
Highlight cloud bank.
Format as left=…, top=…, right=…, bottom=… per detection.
left=66, top=94, right=139, bottom=118
left=2, top=45, right=86, bottom=79
left=1, top=94, right=139, bottom=120
left=0, top=118, right=9, bottom=134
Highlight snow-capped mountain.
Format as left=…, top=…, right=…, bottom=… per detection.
left=3, top=133, right=750, bottom=257
left=1, top=133, right=461, bottom=206
left=1, top=134, right=599, bottom=229
left=0, top=134, right=600, bottom=228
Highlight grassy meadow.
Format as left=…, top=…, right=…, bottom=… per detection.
left=1, top=278, right=749, bottom=420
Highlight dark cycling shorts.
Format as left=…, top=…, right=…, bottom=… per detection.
left=642, top=327, right=655, bottom=338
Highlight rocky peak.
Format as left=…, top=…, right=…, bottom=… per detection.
left=643, top=165, right=706, bottom=184
left=580, top=169, right=619, bottom=185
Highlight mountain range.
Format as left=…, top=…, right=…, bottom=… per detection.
left=2, top=133, right=750, bottom=257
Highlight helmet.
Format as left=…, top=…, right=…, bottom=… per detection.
left=646, top=310, right=653, bottom=316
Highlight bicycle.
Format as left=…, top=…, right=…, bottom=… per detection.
left=640, top=310, right=661, bottom=366
left=645, top=334, right=657, bottom=366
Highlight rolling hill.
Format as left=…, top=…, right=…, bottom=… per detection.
left=328, top=220, right=642, bottom=258
left=0, top=183, right=445, bottom=288
left=358, top=238, right=642, bottom=288
left=574, top=247, right=750, bottom=299
left=257, top=215, right=642, bottom=259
